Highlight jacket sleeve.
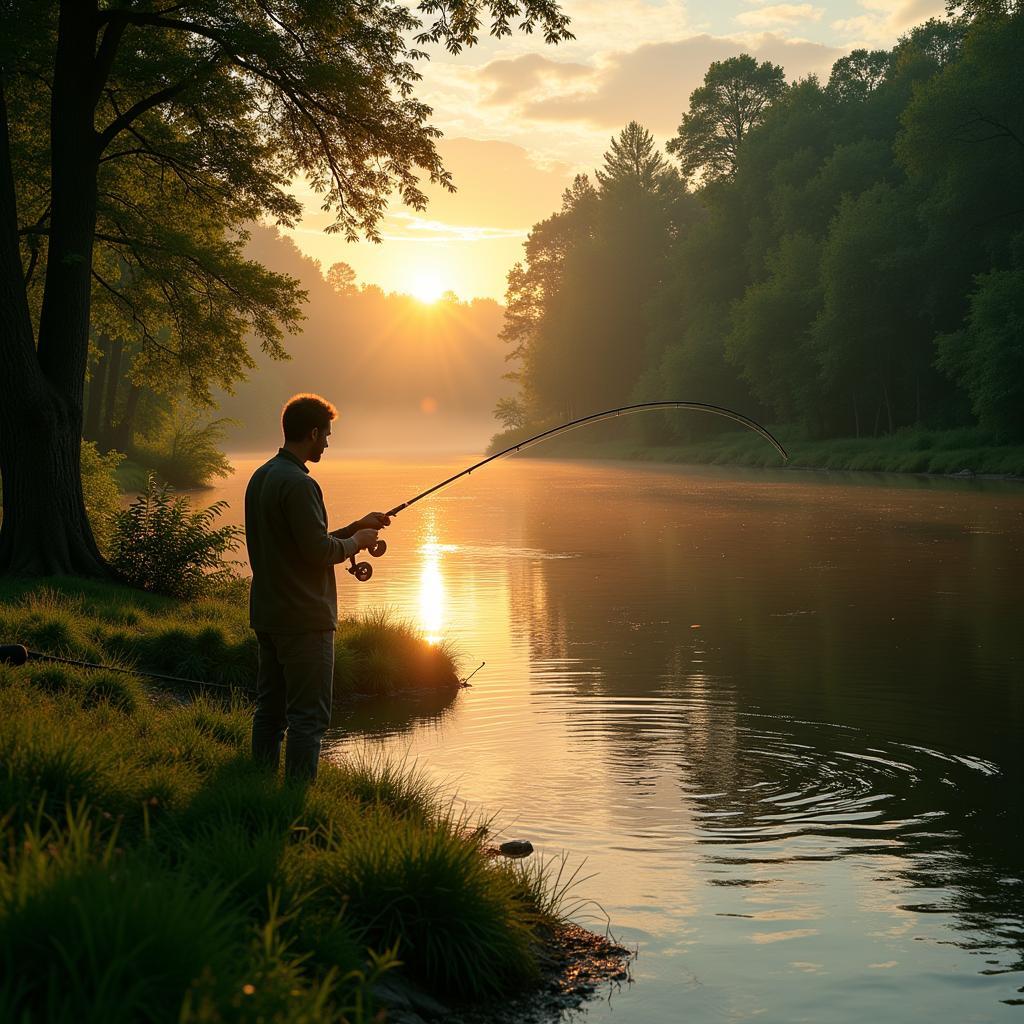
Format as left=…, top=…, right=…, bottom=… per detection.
left=283, top=478, right=357, bottom=567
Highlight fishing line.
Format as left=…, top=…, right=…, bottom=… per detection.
left=345, top=401, right=788, bottom=581
left=388, top=401, right=787, bottom=518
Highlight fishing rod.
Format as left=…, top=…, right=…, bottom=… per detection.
left=345, top=401, right=788, bottom=581
left=0, top=643, right=482, bottom=692
left=0, top=643, right=248, bottom=692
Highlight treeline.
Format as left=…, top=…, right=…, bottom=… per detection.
left=496, top=6, right=1023, bottom=449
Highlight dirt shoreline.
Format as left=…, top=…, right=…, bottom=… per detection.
left=383, top=922, right=635, bottom=1024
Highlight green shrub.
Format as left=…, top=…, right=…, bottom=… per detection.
left=110, top=476, right=243, bottom=598
left=133, top=404, right=235, bottom=489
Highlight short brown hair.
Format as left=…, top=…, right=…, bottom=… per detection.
left=282, top=394, right=337, bottom=442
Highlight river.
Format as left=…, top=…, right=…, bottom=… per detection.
left=204, top=455, right=1024, bottom=1022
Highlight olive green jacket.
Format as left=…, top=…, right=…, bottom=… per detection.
left=244, top=449, right=357, bottom=633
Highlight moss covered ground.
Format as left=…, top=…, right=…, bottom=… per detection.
left=0, top=579, right=579, bottom=1022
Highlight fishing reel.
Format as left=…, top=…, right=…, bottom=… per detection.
left=346, top=538, right=387, bottom=582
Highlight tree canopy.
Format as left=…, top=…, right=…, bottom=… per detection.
left=0, top=0, right=573, bottom=576
left=496, top=9, right=1024, bottom=449
left=667, top=55, right=788, bottom=187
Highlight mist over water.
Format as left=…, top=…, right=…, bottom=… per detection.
left=208, top=456, right=1024, bottom=1022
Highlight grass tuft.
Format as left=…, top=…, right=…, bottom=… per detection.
left=296, top=812, right=539, bottom=999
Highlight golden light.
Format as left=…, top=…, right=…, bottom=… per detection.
left=408, top=268, right=445, bottom=304
left=419, top=537, right=446, bottom=645
left=418, top=513, right=458, bottom=644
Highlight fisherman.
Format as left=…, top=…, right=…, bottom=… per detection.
left=244, top=393, right=390, bottom=781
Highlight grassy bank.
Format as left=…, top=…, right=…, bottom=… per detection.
left=0, top=577, right=592, bottom=1021
left=0, top=578, right=459, bottom=696
left=489, top=424, right=1024, bottom=477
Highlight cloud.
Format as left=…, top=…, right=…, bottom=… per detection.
left=832, top=0, right=946, bottom=44
left=518, top=34, right=845, bottom=134
left=480, top=54, right=592, bottom=105
left=735, top=4, right=825, bottom=29
left=414, top=137, right=575, bottom=228
left=378, top=212, right=529, bottom=243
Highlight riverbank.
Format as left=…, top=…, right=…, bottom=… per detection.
left=487, top=425, right=1024, bottom=478
left=0, top=577, right=460, bottom=696
left=0, top=578, right=625, bottom=1021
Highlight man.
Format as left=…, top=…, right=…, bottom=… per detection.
left=244, top=393, right=390, bottom=780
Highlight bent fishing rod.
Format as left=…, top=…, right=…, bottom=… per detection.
left=344, top=401, right=788, bottom=581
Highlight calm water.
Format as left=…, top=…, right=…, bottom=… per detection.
left=210, top=456, right=1024, bottom=1022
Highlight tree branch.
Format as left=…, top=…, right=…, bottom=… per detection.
left=92, top=14, right=127, bottom=102
left=96, top=77, right=200, bottom=152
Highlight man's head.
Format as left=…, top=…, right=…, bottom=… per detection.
left=282, top=394, right=337, bottom=463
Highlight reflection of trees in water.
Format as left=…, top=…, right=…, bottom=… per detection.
left=503, top=474, right=1024, bottom=973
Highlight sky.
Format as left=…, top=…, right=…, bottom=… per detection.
left=284, top=0, right=946, bottom=302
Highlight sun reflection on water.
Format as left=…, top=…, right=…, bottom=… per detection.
left=418, top=526, right=457, bottom=645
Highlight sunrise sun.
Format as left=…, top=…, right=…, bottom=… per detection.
left=409, top=268, right=445, bottom=304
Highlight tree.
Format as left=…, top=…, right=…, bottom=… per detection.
left=667, top=54, right=788, bottom=187
left=493, top=396, right=527, bottom=431
left=595, top=121, right=671, bottom=194
left=725, top=232, right=824, bottom=428
left=936, top=253, right=1024, bottom=440
left=0, top=0, right=573, bottom=577
left=813, top=184, right=934, bottom=435
left=327, top=261, right=358, bottom=296
left=500, top=174, right=597, bottom=417
left=825, top=49, right=891, bottom=103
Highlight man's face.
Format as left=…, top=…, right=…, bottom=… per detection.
left=310, top=424, right=331, bottom=462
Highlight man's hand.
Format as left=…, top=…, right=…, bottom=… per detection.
left=356, top=512, right=391, bottom=530
left=351, top=528, right=379, bottom=553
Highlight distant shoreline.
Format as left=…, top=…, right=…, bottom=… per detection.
left=485, top=426, right=1024, bottom=483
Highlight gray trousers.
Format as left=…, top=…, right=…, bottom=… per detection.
left=252, top=630, right=335, bottom=781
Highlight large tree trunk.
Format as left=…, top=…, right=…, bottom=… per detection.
left=0, top=1, right=110, bottom=578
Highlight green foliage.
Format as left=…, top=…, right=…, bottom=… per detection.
left=79, top=441, right=124, bottom=557
left=936, top=261, right=1024, bottom=438
left=296, top=813, right=538, bottom=999
left=0, top=854, right=247, bottom=1024
left=335, top=609, right=460, bottom=695
left=498, top=8, right=1024, bottom=453
left=0, top=578, right=462, bottom=699
left=0, top=612, right=581, bottom=1021
left=667, top=54, right=788, bottom=186
left=110, top=476, right=243, bottom=599
left=132, top=403, right=235, bottom=489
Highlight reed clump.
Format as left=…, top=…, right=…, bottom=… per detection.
left=0, top=661, right=584, bottom=1021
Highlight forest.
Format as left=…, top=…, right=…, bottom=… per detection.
left=494, top=5, right=1023, bottom=452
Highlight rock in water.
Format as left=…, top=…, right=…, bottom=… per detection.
left=498, top=839, right=534, bottom=858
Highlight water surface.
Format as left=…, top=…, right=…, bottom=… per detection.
left=210, top=456, right=1024, bottom=1022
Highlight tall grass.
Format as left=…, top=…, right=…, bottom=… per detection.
left=0, top=617, right=585, bottom=1020
left=0, top=578, right=460, bottom=697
